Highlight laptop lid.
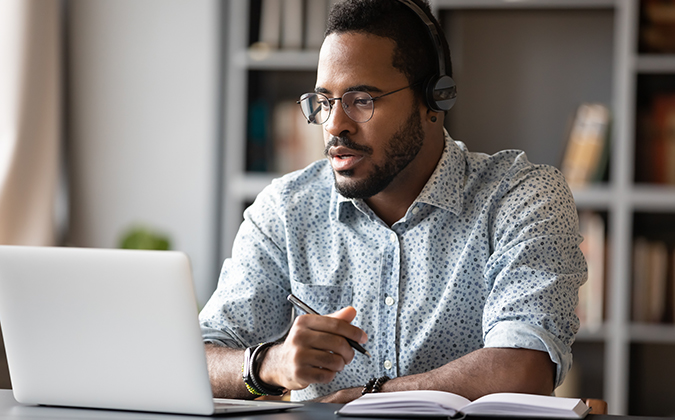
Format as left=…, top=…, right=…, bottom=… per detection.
left=0, top=246, right=297, bottom=415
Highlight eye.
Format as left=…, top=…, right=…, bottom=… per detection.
left=353, top=97, right=371, bottom=107
left=313, top=102, right=327, bottom=113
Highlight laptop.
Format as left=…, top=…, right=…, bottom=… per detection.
left=0, top=246, right=302, bottom=415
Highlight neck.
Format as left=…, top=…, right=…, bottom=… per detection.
left=365, top=130, right=445, bottom=227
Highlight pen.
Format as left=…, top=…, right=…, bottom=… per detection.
left=287, top=294, right=371, bottom=357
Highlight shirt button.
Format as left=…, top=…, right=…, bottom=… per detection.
left=385, top=296, right=395, bottom=306
left=384, top=360, right=393, bottom=370
left=389, top=233, right=397, bottom=242
left=412, top=207, right=419, bottom=215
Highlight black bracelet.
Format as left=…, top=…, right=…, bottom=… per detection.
left=362, top=376, right=391, bottom=395
left=242, top=342, right=286, bottom=396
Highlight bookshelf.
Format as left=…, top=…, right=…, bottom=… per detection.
left=220, top=0, right=675, bottom=415
left=221, top=1, right=319, bottom=259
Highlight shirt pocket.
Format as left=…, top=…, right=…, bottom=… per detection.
left=290, top=282, right=353, bottom=315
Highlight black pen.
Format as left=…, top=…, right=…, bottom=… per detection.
left=287, top=294, right=371, bottom=357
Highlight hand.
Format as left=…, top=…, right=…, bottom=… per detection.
left=259, top=306, right=368, bottom=391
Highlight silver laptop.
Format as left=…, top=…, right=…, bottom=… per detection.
left=0, top=246, right=301, bottom=415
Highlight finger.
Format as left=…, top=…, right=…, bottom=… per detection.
left=328, top=306, right=357, bottom=322
left=306, top=347, right=349, bottom=373
left=292, top=364, right=338, bottom=386
left=327, top=307, right=369, bottom=344
left=295, top=313, right=368, bottom=347
left=284, top=348, right=345, bottom=387
left=290, top=320, right=356, bottom=364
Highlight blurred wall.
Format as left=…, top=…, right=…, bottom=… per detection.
left=444, top=9, right=614, bottom=168
left=66, top=0, right=220, bottom=305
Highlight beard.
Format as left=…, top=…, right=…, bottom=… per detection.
left=325, top=105, right=425, bottom=199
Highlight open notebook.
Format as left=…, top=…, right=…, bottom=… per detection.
left=338, top=390, right=590, bottom=418
left=0, top=246, right=301, bottom=415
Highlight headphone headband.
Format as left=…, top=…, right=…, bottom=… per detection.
left=395, top=0, right=456, bottom=112
left=396, top=0, right=446, bottom=76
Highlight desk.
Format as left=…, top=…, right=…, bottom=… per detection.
left=0, top=390, right=660, bottom=420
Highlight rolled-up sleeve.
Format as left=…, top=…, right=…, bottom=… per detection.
left=482, top=163, right=587, bottom=387
left=199, top=180, right=295, bottom=348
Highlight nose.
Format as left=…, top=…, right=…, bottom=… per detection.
left=324, top=99, right=356, bottom=138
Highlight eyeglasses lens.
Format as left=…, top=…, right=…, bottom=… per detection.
left=298, top=93, right=330, bottom=125
left=299, top=92, right=374, bottom=125
left=342, top=91, right=374, bottom=123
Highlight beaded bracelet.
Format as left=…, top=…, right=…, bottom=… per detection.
left=362, top=375, right=391, bottom=395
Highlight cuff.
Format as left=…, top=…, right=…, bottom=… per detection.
left=484, top=321, right=572, bottom=388
left=200, top=326, right=247, bottom=349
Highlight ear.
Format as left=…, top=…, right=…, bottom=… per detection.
left=426, top=108, right=441, bottom=124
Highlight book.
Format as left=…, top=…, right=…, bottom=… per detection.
left=653, top=94, right=675, bottom=185
left=640, top=0, right=675, bottom=53
left=247, top=99, right=271, bottom=172
left=634, top=93, right=675, bottom=184
left=647, top=240, right=668, bottom=323
left=337, top=391, right=590, bottom=419
left=576, top=211, right=606, bottom=332
left=281, top=0, right=303, bottom=49
left=671, top=248, right=675, bottom=323
left=635, top=109, right=658, bottom=183
left=560, top=103, right=610, bottom=187
left=633, top=237, right=651, bottom=322
left=304, top=0, right=328, bottom=49
left=259, top=0, right=282, bottom=49
left=271, top=100, right=324, bottom=174
left=632, top=237, right=669, bottom=323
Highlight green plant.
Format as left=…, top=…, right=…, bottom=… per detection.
left=119, top=226, right=171, bottom=250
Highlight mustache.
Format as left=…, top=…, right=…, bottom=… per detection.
left=324, top=135, right=373, bottom=156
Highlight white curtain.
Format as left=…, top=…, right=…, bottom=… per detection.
left=0, top=0, right=61, bottom=245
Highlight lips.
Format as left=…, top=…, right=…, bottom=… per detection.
left=328, top=146, right=365, bottom=172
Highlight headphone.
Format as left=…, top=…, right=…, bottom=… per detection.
left=396, top=0, right=457, bottom=112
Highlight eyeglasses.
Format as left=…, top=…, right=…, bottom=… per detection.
left=297, top=83, right=419, bottom=125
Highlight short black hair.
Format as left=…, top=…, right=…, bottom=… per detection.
left=325, top=0, right=452, bottom=103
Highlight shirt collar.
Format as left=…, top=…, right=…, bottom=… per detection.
left=415, top=130, right=465, bottom=215
left=334, top=129, right=465, bottom=221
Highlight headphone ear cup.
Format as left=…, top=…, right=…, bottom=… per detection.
left=425, top=75, right=457, bottom=112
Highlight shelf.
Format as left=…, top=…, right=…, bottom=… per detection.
left=576, top=325, right=607, bottom=342
left=630, top=323, right=675, bottom=344
left=636, top=54, right=675, bottom=74
left=572, top=185, right=675, bottom=210
left=571, top=185, right=614, bottom=209
left=629, top=185, right=675, bottom=210
left=577, top=323, right=675, bottom=346
left=432, top=0, right=616, bottom=9
left=229, top=173, right=277, bottom=201
left=233, top=50, right=319, bottom=71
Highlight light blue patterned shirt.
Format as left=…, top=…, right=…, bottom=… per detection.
left=200, top=132, right=586, bottom=401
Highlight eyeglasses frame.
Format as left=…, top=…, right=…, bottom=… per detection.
left=297, top=82, right=421, bottom=125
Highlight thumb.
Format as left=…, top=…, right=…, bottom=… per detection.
left=327, top=306, right=357, bottom=323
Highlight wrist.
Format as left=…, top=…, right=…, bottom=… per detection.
left=362, top=376, right=391, bottom=395
left=257, top=343, right=282, bottom=388
left=242, top=343, right=286, bottom=397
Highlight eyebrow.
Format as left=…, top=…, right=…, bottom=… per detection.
left=315, top=84, right=384, bottom=96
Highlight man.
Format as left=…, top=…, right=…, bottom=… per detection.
left=199, top=0, right=586, bottom=403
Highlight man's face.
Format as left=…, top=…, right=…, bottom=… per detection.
left=316, top=32, right=425, bottom=199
